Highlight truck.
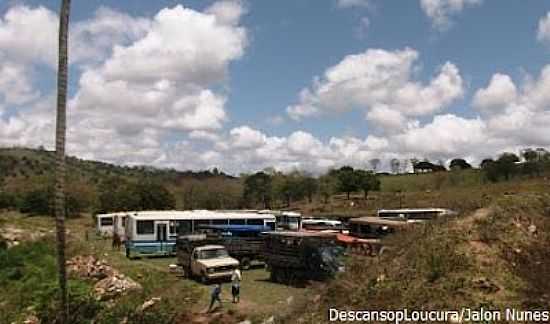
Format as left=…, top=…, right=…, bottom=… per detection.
left=176, top=234, right=239, bottom=283
left=262, top=231, right=345, bottom=284
left=199, top=224, right=268, bottom=269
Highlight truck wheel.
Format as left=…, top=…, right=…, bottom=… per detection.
left=200, top=273, right=209, bottom=284
left=240, top=258, right=251, bottom=270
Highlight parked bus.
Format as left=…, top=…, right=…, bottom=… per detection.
left=301, top=218, right=344, bottom=232
left=124, top=210, right=276, bottom=258
left=349, top=208, right=457, bottom=239
left=266, top=210, right=302, bottom=231
left=377, top=208, right=457, bottom=222
left=96, top=212, right=127, bottom=237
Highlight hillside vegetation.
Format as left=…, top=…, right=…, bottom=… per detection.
left=285, top=180, right=550, bottom=323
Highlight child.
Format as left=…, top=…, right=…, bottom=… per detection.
left=208, top=284, right=222, bottom=312
left=231, top=268, right=242, bottom=303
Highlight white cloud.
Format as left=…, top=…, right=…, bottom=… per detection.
left=336, top=0, right=370, bottom=8
left=229, top=126, right=267, bottom=149
left=67, top=3, right=247, bottom=163
left=287, top=48, right=464, bottom=132
left=420, top=0, right=482, bottom=30
left=0, top=5, right=58, bottom=66
left=0, top=61, right=40, bottom=105
left=355, top=16, right=370, bottom=39
left=71, top=7, right=151, bottom=64
left=472, top=73, right=517, bottom=114
left=205, top=0, right=247, bottom=26
left=537, top=12, right=550, bottom=45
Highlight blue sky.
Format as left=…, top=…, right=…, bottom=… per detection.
left=0, top=1, right=549, bottom=173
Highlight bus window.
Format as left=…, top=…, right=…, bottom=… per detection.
left=212, top=219, right=228, bottom=225
left=194, top=220, right=211, bottom=231
left=266, top=221, right=275, bottom=230
left=229, top=219, right=246, bottom=225
left=176, top=220, right=192, bottom=234
left=246, top=219, right=264, bottom=225
left=100, top=217, right=113, bottom=226
left=136, top=220, right=154, bottom=235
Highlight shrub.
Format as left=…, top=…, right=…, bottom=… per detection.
left=19, top=189, right=52, bottom=215
left=0, top=191, right=17, bottom=210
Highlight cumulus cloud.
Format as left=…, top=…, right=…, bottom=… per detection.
left=0, top=61, right=40, bottom=105
left=287, top=48, right=464, bottom=131
left=537, top=12, right=550, bottom=45
left=420, top=0, right=482, bottom=30
left=0, top=3, right=248, bottom=169
left=472, top=73, right=517, bottom=114
left=336, top=0, right=371, bottom=8
left=0, top=5, right=58, bottom=66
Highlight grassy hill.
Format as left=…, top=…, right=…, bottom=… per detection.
left=0, top=147, right=241, bottom=213
left=284, top=179, right=550, bottom=323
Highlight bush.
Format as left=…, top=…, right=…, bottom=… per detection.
left=19, top=189, right=52, bottom=215
left=0, top=191, right=17, bottom=210
left=0, top=240, right=101, bottom=323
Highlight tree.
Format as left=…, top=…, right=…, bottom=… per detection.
left=390, top=159, right=400, bottom=174
left=496, top=152, right=520, bottom=180
left=133, top=181, right=176, bottom=210
left=243, top=172, right=272, bottom=208
left=20, top=189, right=52, bottom=215
left=449, top=158, right=472, bottom=170
left=332, top=166, right=360, bottom=200
left=318, top=173, right=337, bottom=204
left=299, top=175, right=317, bottom=203
left=369, top=158, right=381, bottom=172
left=0, top=191, right=17, bottom=210
left=355, top=170, right=381, bottom=200
left=521, top=148, right=538, bottom=162
left=54, top=0, right=71, bottom=321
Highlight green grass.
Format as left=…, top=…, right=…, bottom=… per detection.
left=0, top=212, right=307, bottom=323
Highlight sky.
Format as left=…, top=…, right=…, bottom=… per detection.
left=0, top=0, right=549, bottom=174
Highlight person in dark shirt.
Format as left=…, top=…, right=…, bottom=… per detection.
left=207, top=284, right=222, bottom=312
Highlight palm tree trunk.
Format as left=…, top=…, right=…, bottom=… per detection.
left=55, top=0, right=71, bottom=322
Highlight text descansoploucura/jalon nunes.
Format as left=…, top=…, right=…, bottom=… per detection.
left=328, top=307, right=550, bottom=323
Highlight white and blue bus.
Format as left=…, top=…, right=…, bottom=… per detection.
left=124, top=210, right=276, bottom=258
left=96, top=212, right=127, bottom=237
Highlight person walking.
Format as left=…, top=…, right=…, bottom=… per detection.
left=231, top=268, right=242, bottom=303
left=207, top=283, right=222, bottom=312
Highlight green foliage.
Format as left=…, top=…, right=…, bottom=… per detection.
left=318, top=174, right=337, bottom=204
left=97, top=177, right=176, bottom=212
left=331, top=166, right=359, bottom=199
left=243, top=172, right=272, bottom=208
left=0, top=239, right=103, bottom=323
left=18, top=189, right=52, bottom=215
left=449, top=158, right=472, bottom=170
left=0, top=191, right=17, bottom=209
left=181, top=178, right=243, bottom=210
left=355, top=169, right=380, bottom=199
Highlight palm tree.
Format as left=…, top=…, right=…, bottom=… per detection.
left=55, top=0, right=71, bottom=322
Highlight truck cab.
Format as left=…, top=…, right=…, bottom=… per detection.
left=176, top=235, right=239, bottom=283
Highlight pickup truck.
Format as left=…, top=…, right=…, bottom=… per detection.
left=176, top=234, right=239, bottom=283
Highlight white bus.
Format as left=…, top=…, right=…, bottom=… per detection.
left=124, top=210, right=276, bottom=258
left=96, top=212, right=127, bottom=237
left=377, top=208, right=457, bottom=222
left=265, top=210, right=302, bottom=231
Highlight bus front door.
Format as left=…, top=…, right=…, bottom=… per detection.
left=156, top=223, right=169, bottom=255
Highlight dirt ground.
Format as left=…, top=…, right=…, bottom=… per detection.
left=0, top=212, right=310, bottom=323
